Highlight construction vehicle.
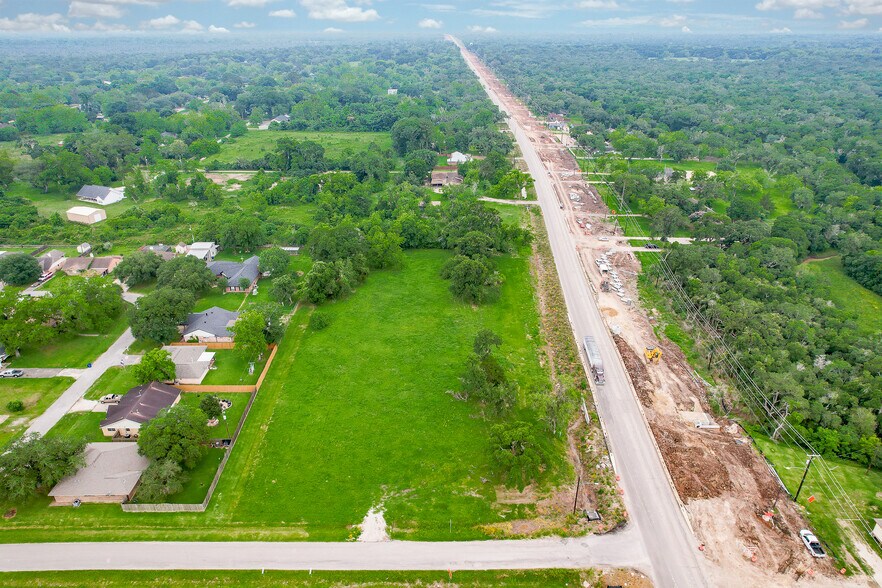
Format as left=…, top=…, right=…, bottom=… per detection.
left=644, top=346, right=662, bottom=364
left=583, top=336, right=605, bottom=384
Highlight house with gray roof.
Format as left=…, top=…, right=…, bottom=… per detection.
left=182, top=307, right=239, bottom=343
left=48, top=443, right=149, bottom=505
left=207, top=255, right=260, bottom=292
left=36, top=249, right=65, bottom=273
left=100, top=381, right=182, bottom=438
left=162, top=345, right=215, bottom=385
left=76, top=185, right=126, bottom=206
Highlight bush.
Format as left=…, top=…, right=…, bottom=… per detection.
left=310, top=312, right=331, bottom=331
left=6, top=400, right=24, bottom=413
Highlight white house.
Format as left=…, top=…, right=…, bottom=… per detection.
left=447, top=151, right=471, bottom=165
left=76, top=185, right=126, bottom=206
left=66, top=206, right=106, bottom=225
left=387, top=88, right=398, bottom=95
left=183, top=242, right=218, bottom=262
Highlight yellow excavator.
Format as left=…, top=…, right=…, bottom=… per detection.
left=644, top=346, right=662, bottom=364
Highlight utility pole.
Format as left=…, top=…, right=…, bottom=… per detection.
left=572, top=474, right=582, bottom=515
left=794, top=454, right=819, bottom=502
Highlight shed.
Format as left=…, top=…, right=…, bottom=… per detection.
left=77, top=243, right=92, bottom=255
left=67, top=206, right=106, bottom=225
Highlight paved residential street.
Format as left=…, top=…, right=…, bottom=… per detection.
left=23, top=328, right=136, bottom=438
left=449, top=37, right=709, bottom=588
left=0, top=530, right=650, bottom=573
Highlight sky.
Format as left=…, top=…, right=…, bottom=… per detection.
left=1, top=0, right=881, bottom=35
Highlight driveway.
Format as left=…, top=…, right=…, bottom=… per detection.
left=10, top=368, right=66, bottom=378
left=24, top=328, right=136, bottom=437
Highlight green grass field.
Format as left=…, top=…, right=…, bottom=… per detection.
left=84, top=366, right=140, bottom=400
left=193, top=287, right=248, bottom=312
left=0, top=249, right=560, bottom=542
left=202, top=351, right=265, bottom=386
left=6, top=182, right=138, bottom=220
left=150, top=448, right=225, bottom=505
left=43, top=411, right=107, bottom=443
left=752, top=430, right=882, bottom=571
left=798, top=256, right=882, bottom=336
left=202, top=131, right=392, bottom=167
left=9, top=314, right=129, bottom=369
left=0, top=569, right=602, bottom=587
left=0, top=378, right=75, bottom=448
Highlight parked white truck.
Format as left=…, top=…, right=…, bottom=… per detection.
left=583, top=335, right=605, bottom=384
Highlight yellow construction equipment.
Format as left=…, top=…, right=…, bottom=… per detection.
left=644, top=346, right=662, bottom=364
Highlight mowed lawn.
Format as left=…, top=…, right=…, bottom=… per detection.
left=221, top=249, right=553, bottom=540
left=202, top=130, right=392, bottom=167
left=0, top=378, right=75, bottom=448
left=798, top=256, right=882, bottom=336
left=8, top=313, right=129, bottom=369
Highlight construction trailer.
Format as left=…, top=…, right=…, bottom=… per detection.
left=583, top=335, right=605, bottom=384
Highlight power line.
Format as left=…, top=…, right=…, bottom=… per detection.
left=575, top=150, right=875, bottom=539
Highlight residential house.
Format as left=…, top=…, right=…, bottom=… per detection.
left=180, top=242, right=218, bottom=262
left=259, top=114, right=291, bottom=130
left=66, top=206, right=106, bottom=225
left=139, top=244, right=176, bottom=261
left=87, top=256, right=123, bottom=276
left=61, top=257, right=93, bottom=275
left=48, top=443, right=149, bottom=505
left=36, top=250, right=65, bottom=273
left=447, top=151, right=471, bottom=165
left=0, top=345, right=8, bottom=363
left=76, top=185, right=126, bottom=206
left=100, top=381, right=182, bottom=439
left=280, top=246, right=301, bottom=255
left=387, top=88, right=398, bottom=95
left=207, top=256, right=260, bottom=292
left=182, top=307, right=239, bottom=343
left=162, top=345, right=215, bottom=385
left=430, top=170, right=463, bottom=188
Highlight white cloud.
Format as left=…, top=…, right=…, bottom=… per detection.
left=181, top=20, right=203, bottom=32
left=269, top=8, right=296, bottom=16
left=580, top=15, right=652, bottom=26
left=418, top=17, right=442, bottom=28
left=770, top=26, right=792, bottom=31
left=0, top=12, right=71, bottom=32
left=681, top=25, right=692, bottom=32
left=575, top=0, right=619, bottom=8
left=234, top=20, right=257, bottom=27
left=422, top=3, right=455, bottom=11
left=75, top=20, right=130, bottom=31
left=323, top=26, right=343, bottom=31
left=755, top=0, right=838, bottom=10
left=794, top=7, right=823, bottom=17
left=209, top=25, right=230, bottom=32
left=68, top=1, right=124, bottom=18
left=843, top=0, right=882, bottom=14
left=228, top=0, right=277, bottom=6
left=471, top=1, right=549, bottom=19
left=838, top=16, right=868, bottom=26
left=659, top=14, right=687, bottom=26
left=144, top=14, right=180, bottom=28
left=467, top=24, right=498, bottom=32
left=300, top=0, right=380, bottom=21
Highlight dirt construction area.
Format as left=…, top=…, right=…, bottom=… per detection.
left=471, top=73, right=874, bottom=587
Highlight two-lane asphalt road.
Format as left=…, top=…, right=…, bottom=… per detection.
left=449, top=36, right=708, bottom=588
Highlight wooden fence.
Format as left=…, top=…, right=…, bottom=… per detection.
left=168, top=341, right=236, bottom=350
left=176, top=344, right=278, bottom=394
left=120, top=345, right=277, bottom=513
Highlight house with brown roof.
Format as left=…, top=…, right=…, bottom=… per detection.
left=87, top=256, right=123, bottom=276
left=430, top=170, right=463, bottom=188
left=48, top=443, right=149, bottom=505
left=100, top=381, right=182, bottom=439
left=61, top=257, right=93, bottom=275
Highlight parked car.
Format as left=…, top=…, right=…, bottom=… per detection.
left=0, top=369, right=24, bottom=378
left=645, top=243, right=660, bottom=250
left=598, top=236, right=609, bottom=241
left=799, top=529, right=826, bottom=558
left=99, top=394, right=121, bottom=404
